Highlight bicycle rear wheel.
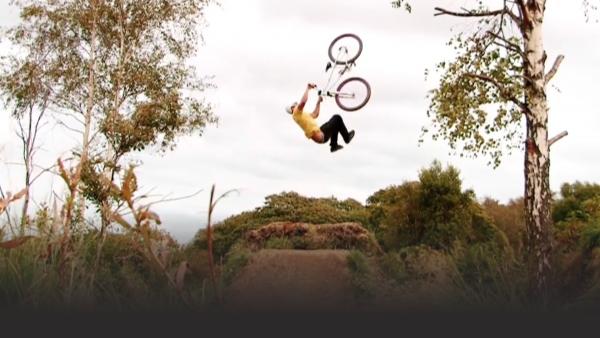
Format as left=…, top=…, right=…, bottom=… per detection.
left=335, top=77, right=371, bottom=112
left=328, top=33, right=363, bottom=65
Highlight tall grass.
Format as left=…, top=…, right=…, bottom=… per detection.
left=0, top=173, right=233, bottom=311
left=347, top=250, right=376, bottom=302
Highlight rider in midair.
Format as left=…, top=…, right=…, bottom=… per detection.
left=286, top=83, right=355, bottom=153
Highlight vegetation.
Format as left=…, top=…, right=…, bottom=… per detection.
left=368, top=161, right=505, bottom=251
left=0, top=0, right=217, bottom=311
left=0, top=0, right=598, bottom=313
left=2, top=155, right=600, bottom=310
left=193, top=192, right=370, bottom=259
left=407, top=0, right=597, bottom=301
left=346, top=250, right=376, bottom=302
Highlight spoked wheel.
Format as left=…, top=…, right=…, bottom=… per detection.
left=335, top=77, right=371, bottom=112
left=328, top=33, right=363, bottom=65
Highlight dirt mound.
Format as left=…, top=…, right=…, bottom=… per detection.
left=244, top=222, right=382, bottom=254
left=223, top=249, right=360, bottom=311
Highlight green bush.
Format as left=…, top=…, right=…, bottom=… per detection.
left=347, top=250, right=375, bottom=301
left=581, top=220, right=600, bottom=251
left=380, top=252, right=409, bottom=284
left=193, top=192, right=370, bottom=259
left=264, top=237, right=294, bottom=250
left=366, top=161, right=504, bottom=252
left=221, top=244, right=250, bottom=286
left=553, top=182, right=600, bottom=223
left=450, top=240, right=526, bottom=307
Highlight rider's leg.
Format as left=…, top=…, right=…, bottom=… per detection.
left=320, top=119, right=339, bottom=149
left=330, top=115, right=352, bottom=143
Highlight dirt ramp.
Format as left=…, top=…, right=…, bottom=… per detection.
left=224, top=249, right=358, bottom=311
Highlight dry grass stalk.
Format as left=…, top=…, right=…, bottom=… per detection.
left=108, top=166, right=192, bottom=307
left=206, top=184, right=238, bottom=304
left=0, top=188, right=28, bottom=213
left=0, top=188, right=36, bottom=250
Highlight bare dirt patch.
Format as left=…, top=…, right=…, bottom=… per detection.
left=223, top=249, right=360, bottom=311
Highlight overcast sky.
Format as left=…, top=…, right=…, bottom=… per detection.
left=1, top=0, right=599, bottom=243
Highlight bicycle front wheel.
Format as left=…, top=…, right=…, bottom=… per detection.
left=335, top=77, right=371, bottom=112
left=328, top=33, right=363, bottom=65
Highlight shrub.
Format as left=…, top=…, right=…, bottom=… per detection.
left=192, top=192, right=370, bottom=258
left=380, top=252, right=409, bottom=284
left=264, top=237, right=294, bottom=250
left=244, top=222, right=382, bottom=254
left=221, top=244, right=250, bottom=286
left=347, top=250, right=375, bottom=301
left=366, top=161, right=505, bottom=252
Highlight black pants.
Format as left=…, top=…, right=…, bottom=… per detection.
left=320, top=114, right=350, bottom=148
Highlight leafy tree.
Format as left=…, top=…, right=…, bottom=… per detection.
left=366, top=181, right=421, bottom=248
left=399, top=0, right=598, bottom=300
left=366, top=161, right=505, bottom=251
left=552, top=182, right=600, bottom=254
left=553, top=182, right=600, bottom=223
left=481, top=197, right=526, bottom=255
left=1, top=0, right=216, bottom=231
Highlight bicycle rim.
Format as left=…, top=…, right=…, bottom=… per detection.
left=328, top=33, right=363, bottom=65
left=335, top=77, right=371, bottom=112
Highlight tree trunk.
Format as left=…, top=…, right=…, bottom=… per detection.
left=522, top=0, right=553, bottom=304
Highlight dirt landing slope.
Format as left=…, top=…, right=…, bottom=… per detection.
left=224, top=249, right=360, bottom=311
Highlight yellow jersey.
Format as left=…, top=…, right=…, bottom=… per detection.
left=292, top=107, right=320, bottom=139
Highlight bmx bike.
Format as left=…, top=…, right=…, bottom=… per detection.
left=317, top=33, right=371, bottom=112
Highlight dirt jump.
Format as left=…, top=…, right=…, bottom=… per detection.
left=223, top=249, right=360, bottom=312
left=219, top=222, right=394, bottom=312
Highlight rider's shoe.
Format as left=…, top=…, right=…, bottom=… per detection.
left=330, top=144, right=344, bottom=153
left=346, top=130, right=355, bottom=144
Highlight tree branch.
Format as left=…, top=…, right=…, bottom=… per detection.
left=434, top=7, right=506, bottom=17
left=464, top=73, right=527, bottom=112
left=488, top=31, right=524, bottom=57
left=504, top=5, right=522, bottom=25
left=545, top=55, right=565, bottom=86
left=516, top=0, right=531, bottom=27
left=549, top=130, right=568, bottom=147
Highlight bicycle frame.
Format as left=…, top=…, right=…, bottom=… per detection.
left=317, top=46, right=357, bottom=99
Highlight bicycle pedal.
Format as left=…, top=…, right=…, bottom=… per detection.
left=325, top=62, right=332, bottom=72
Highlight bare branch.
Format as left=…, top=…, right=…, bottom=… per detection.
left=55, top=120, right=84, bottom=135
left=488, top=31, right=525, bottom=57
left=516, top=0, right=531, bottom=27
left=545, top=55, right=565, bottom=86
left=504, top=6, right=522, bottom=25
left=30, top=164, right=58, bottom=186
left=434, top=7, right=506, bottom=17
left=549, top=131, right=568, bottom=146
left=142, top=189, right=205, bottom=209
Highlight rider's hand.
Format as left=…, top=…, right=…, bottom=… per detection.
left=307, top=83, right=317, bottom=89
left=318, top=96, right=324, bottom=103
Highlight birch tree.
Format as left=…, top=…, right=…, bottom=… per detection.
left=399, top=0, right=597, bottom=302
left=1, top=0, right=216, bottom=230
left=0, top=44, right=51, bottom=231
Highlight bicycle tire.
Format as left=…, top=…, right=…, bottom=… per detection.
left=328, top=33, right=363, bottom=65
left=335, top=77, right=371, bottom=112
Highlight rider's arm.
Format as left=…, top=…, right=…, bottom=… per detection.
left=311, top=96, right=323, bottom=119
left=297, top=83, right=316, bottom=112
